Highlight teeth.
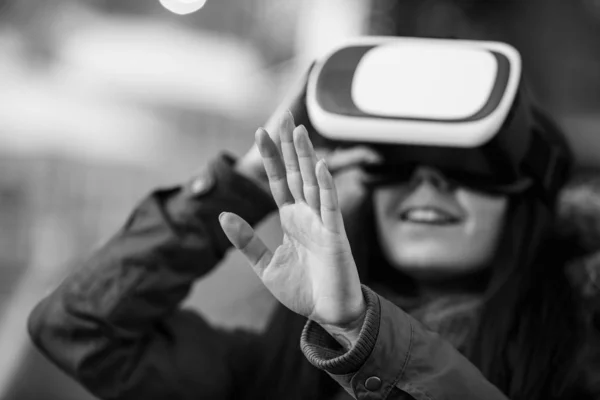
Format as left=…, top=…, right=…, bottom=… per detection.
left=402, top=209, right=455, bottom=223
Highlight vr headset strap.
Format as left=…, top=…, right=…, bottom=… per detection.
left=505, top=89, right=568, bottom=201
left=524, top=130, right=568, bottom=201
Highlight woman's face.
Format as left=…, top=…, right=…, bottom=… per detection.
left=373, top=166, right=508, bottom=278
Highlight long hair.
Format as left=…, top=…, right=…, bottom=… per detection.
left=466, top=109, right=590, bottom=399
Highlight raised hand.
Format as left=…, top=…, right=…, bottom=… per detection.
left=219, top=111, right=367, bottom=331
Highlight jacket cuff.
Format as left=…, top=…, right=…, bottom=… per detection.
left=300, top=285, right=380, bottom=375
left=164, top=152, right=277, bottom=256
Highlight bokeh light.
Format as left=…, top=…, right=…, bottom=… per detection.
left=159, top=0, right=207, bottom=15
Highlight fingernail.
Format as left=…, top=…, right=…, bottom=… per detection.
left=219, top=212, right=227, bottom=222
left=255, top=129, right=264, bottom=144
left=294, top=125, right=307, bottom=140
left=287, top=110, right=296, bottom=124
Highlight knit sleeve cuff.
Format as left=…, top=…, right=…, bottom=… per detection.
left=300, top=285, right=380, bottom=375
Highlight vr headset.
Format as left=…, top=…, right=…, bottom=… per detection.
left=303, top=37, right=572, bottom=201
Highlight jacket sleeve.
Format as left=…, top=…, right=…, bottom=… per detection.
left=301, top=286, right=510, bottom=400
left=28, top=153, right=278, bottom=400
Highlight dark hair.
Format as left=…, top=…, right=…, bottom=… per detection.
left=470, top=195, right=586, bottom=400
left=465, top=107, right=586, bottom=400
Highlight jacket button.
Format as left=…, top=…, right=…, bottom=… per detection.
left=190, top=174, right=214, bottom=197
left=365, top=376, right=382, bottom=391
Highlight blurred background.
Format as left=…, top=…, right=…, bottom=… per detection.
left=0, top=0, right=598, bottom=398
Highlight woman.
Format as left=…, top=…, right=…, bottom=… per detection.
left=28, top=58, right=600, bottom=400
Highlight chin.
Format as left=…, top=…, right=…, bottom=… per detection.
left=388, top=245, right=489, bottom=277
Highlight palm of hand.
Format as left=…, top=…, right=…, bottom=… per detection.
left=264, top=203, right=356, bottom=325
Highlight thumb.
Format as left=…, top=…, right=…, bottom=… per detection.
left=219, top=212, right=272, bottom=277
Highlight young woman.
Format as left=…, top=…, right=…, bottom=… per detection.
left=28, top=57, right=600, bottom=399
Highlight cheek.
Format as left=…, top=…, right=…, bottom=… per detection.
left=454, top=211, right=505, bottom=267
left=460, top=193, right=507, bottom=244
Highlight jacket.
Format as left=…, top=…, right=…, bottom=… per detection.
left=27, top=154, right=600, bottom=400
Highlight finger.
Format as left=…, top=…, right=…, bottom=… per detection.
left=279, top=110, right=305, bottom=202
left=256, top=128, right=294, bottom=207
left=325, top=146, right=383, bottom=174
left=293, top=125, right=320, bottom=212
left=219, top=212, right=272, bottom=278
left=316, top=160, right=345, bottom=234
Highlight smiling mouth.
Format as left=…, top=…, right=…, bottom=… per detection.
left=399, top=207, right=461, bottom=225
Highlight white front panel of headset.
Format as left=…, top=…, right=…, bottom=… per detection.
left=351, top=43, right=498, bottom=120
left=306, top=37, right=523, bottom=148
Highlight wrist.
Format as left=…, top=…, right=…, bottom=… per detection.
left=319, top=297, right=367, bottom=351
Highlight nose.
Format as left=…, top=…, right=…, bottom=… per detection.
left=409, top=166, right=453, bottom=192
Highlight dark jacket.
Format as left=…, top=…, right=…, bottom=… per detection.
left=28, top=154, right=600, bottom=400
